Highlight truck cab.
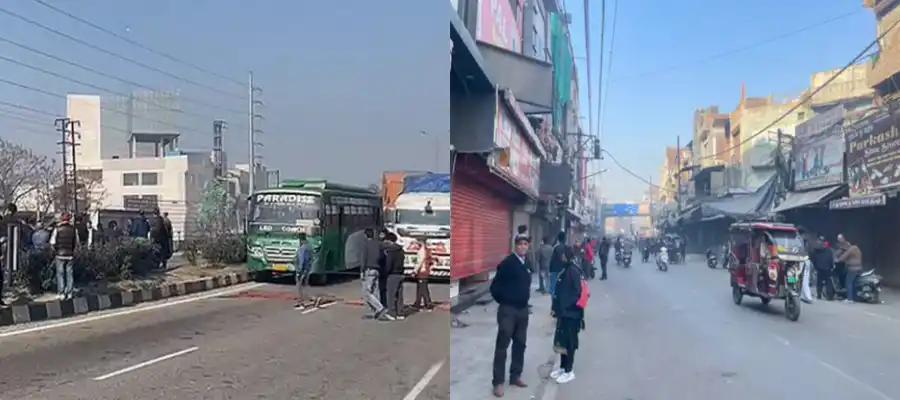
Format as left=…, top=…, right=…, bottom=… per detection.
left=386, top=192, right=450, bottom=278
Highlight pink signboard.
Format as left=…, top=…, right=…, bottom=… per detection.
left=494, top=106, right=540, bottom=197
left=476, top=0, right=521, bottom=52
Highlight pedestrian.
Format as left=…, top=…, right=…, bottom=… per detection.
left=361, top=228, right=392, bottom=320
left=31, top=221, right=50, bottom=250
left=597, top=237, right=611, bottom=280
left=412, top=236, right=435, bottom=310
left=162, top=212, right=174, bottom=253
left=835, top=233, right=863, bottom=303
left=490, top=235, right=533, bottom=397
left=129, top=210, right=151, bottom=239
left=294, top=232, right=314, bottom=310
left=150, top=208, right=171, bottom=269
left=383, top=232, right=407, bottom=320
left=550, top=246, right=586, bottom=384
left=50, top=212, right=80, bottom=300
left=536, top=236, right=553, bottom=294
left=812, top=236, right=835, bottom=300
left=582, top=238, right=594, bottom=278
left=548, top=231, right=568, bottom=296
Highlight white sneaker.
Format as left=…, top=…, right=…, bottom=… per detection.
left=549, top=368, right=564, bottom=380
left=555, top=371, right=575, bottom=384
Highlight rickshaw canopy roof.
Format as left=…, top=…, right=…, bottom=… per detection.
left=728, top=221, right=798, bottom=233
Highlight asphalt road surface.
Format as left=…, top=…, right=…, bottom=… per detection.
left=0, top=277, right=450, bottom=400
left=451, top=256, right=900, bottom=400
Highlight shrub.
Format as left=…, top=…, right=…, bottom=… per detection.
left=183, top=233, right=247, bottom=267
left=12, top=238, right=159, bottom=294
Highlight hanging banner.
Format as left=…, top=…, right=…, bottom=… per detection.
left=845, top=105, right=900, bottom=196
left=793, top=105, right=845, bottom=190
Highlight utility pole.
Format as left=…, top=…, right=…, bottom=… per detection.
left=248, top=72, right=264, bottom=195
left=675, top=135, right=681, bottom=212
left=558, top=100, right=570, bottom=237
left=56, top=118, right=80, bottom=213
left=213, top=120, right=226, bottom=179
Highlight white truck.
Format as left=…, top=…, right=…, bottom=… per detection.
left=383, top=173, right=450, bottom=279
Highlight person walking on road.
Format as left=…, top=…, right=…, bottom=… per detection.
left=836, top=233, right=863, bottom=303
left=50, top=212, right=79, bottom=300
left=361, top=228, right=392, bottom=321
left=597, top=237, right=611, bottom=280
left=411, top=236, right=435, bottom=310
left=548, top=231, right=568, bottom=296
left=550, top=246, right=585, bottom=385
left=490, top=235, right=533, bottom=397
left=383, top=232, right=407, bottom=320
left=811, top=237, right=835, bottom=300
left=293, top=232, right=315, bottom=310
left=582, top=238, right=595, bottom=279
left=536, top=236, right=553, bottom=293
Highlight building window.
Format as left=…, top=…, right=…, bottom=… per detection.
left=797, top=112, right=806, bottom=121
left=123, top=173, right=139, bottom=186
left=141, top=172, right=159, bottom=186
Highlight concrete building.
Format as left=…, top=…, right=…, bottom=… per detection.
left=691, top=106, right=729, bottom=168
left=739, top=93, right=811, bottom=189
left=810, top=61, right=874, bottom=112
left=865, top=0, right=900, bottom=97
left=67, top=93, right=217, bottom=241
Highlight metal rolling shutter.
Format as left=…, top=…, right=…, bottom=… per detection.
left=451, top=166, right=512, bottom=280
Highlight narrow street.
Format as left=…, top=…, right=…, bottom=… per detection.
left=451, top=256, right=900, bottom=400
left=0, top=279, right=450, bottom=399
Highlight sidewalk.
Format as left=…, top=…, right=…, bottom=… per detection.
left=450, top=282, right=560, bottom=399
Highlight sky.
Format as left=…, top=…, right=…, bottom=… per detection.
left=564, top=0, right=874, bottom=202
left=0, top=0, right=448, bottom=187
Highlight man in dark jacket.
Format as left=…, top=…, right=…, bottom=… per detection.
left=490, top=235, right=533, bottom=397
left=361, top=228, right=391, bottom=320
left=597, top=237, right=611, bottom=280
left=150, top=208, right=172, bottom=269
left=50, top=212, right=80, bottom=300
left=129, top=210, right=151, bottom=238
left=810, top=236, right=835, bottom=300
left=548, top=231, right=568, bottom=295
left=383, top=232, right=407, bottom=319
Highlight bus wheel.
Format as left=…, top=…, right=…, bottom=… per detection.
left=309, top=274, right=327, bottom=285
left=253, top=270, right=272, bottom=282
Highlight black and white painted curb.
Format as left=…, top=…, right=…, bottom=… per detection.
left=0, top=270, right=251, bottom=326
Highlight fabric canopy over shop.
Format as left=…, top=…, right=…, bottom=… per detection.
left=772, top=185, right=844, bottom=213
left=700, top=176, right=777, bottom=220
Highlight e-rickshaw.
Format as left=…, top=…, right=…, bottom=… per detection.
left=727, top=221, right=807, bottom=322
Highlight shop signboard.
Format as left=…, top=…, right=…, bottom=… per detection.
left=476, top=0, right=521, bottom=52
left=845, top=106, right=900, bottom=196
left=829, top=193, right=887, bottom=210
left=793, top=105, right=845, bottom=190
left=492, top=104, right=540, bottom=197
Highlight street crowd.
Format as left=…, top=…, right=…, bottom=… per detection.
left=0, top=203, right=176, bottom=305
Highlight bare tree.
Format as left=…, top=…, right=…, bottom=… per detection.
left=0, top=138, right=54, bottom=206
left=34, top=163, right=107, bottom=215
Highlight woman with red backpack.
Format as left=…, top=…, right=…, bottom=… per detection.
left=550, top=246, right=587, bottom=385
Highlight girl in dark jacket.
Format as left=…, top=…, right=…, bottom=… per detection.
left=550, top=246, right=584, bottom=384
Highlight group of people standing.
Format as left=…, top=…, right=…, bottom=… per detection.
left=489, top=229, right=589, bottom=397
left=350, top=228, right=435, bottom=321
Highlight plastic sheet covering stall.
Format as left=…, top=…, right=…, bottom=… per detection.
left=701, top=176, right=778, bottom=220
left=772, top=185, right=843, bottom=213
left=402, top=173, right=451, bottom=193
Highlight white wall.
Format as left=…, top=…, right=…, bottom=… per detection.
left=67, top=94, right=103, bottom=168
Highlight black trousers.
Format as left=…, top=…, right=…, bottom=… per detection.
left=413, top=278, right=432, bottom=307
left=816, top=268, right=833, bottom=298
left=493, top=304, right=529, bottom=386
left=560, top=352, right=575, bottom=372
left=378, top=275, right=388, bottom=305
left=599, top=256, right=608, bottom=277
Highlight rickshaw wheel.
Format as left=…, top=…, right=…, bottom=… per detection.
left=761, top=297, right=771, bottom=306
left=732, top=286, right=743, bottom=305
left=784, top=295, right=801, bottom=321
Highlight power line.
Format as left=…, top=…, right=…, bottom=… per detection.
left=0, top=35, right=247, bottom=116
left=0, top=102, right=149, bottom=137
left=599, top=0, right=619, bottom=135
left=28, top=0, right=246, bottom=87
left=614, top=9, right=863, bottom=82
left=595, top=0, right=606, bottom=139
left=0, top=5, right=246, bottom=100
left=698, top=13, right=900, bottom=162
left=582, top=0, right=594, bottom=143
left=581, top=148, right=675, bottom=193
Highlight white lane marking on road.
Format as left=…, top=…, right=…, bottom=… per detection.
left=0, top=283, right=264, bottom=339
left=402, top=360, right=445, bottom=400
left=93, top=346, right=199, bottom=381
left=301, top=301, right=336, bottom=315
left=862, top=310, right=900, bottom=323
left=771, top=333, right=895, bottom=400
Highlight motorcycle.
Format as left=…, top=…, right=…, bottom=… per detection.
left=706, top=252, right=718, bottom=269
left=615, top=249, right=622, bottom=266
left=622, top=250, right=632, bottom=268
left=829, top=267, right=882, bottom=303
left=656, top=246, right=669, bottom=272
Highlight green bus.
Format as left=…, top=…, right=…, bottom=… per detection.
left=246, top=179, right=382, bottom=283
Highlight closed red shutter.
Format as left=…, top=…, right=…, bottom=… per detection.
left=451, top=154, right=515, bottom=280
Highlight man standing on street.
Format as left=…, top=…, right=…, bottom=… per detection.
left=490, top=235, right=533, bottom=397
left=50, top=212, right=79, bottom=300
left=548, top=231, right=568, bottom=296
left=294, top=232, right=314, bottom=310
left=836, top=233, right=863, bottom=303
left=598, top=236, right=611, bottom=280
left=536, top=236, right=553, bottom=294
left=383, top=232, right=407, bottom=320
left=811, top=236, right=835, bottom=300
left=361, top=228, right=392, bottom=320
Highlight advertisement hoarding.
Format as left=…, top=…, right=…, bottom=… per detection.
left=793, top=105, right=845, bottom=190
left=492, top=103, right=540, bottom=197
left=845, top=106, right=900, bottom=196
left=476, top=0, right=521, bottom=52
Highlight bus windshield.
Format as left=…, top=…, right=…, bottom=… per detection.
left=250, top=192, right=321, bottom=225
left=395, top=209, right=450, bottom=226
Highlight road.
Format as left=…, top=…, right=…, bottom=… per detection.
left=0, top=277, right=450, bottom=400
left=451, top=256, right=900, bottom=400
